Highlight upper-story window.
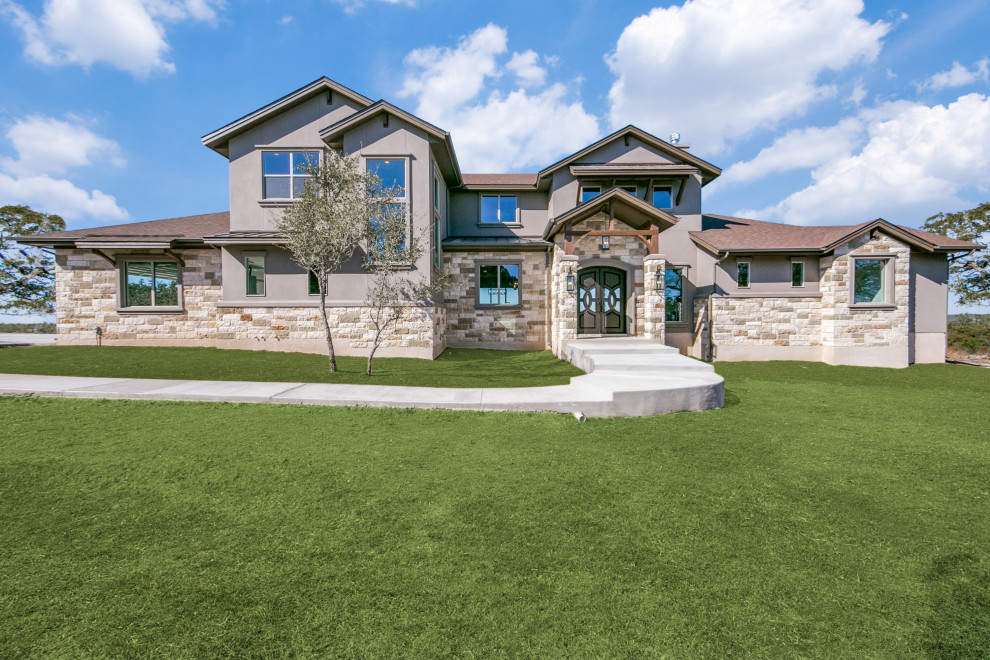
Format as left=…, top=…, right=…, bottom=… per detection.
left=366, top=158, right=406, bottom=197
left=262, top=151, right=318, bottom=199
left=620, top=185, right=637, bottom=195
left=652, top=186, right=673, bottom=209
left=581, top=186, right=601, bottom=203
left=481, top=195, right=517, bottom=224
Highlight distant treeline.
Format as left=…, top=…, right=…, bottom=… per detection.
left=948, top=314, right=990, bottom=355
left=0, top=322, right=56, bottom=334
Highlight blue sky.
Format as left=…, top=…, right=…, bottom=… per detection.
left=1, top=0, right=988, bottom=316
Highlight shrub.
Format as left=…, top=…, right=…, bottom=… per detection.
left=948, top=314, right=990, bottom=355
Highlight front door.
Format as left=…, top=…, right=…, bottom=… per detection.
left=577, top=267, right=626, bottom=334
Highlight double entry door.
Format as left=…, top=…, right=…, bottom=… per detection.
left=577, top=267, right=626, bottom=334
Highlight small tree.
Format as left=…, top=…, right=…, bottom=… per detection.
left=275, top=150, right=373, bottom=373
left=1, top=205, right=66, bottom=314
left=923, top=202, right=989, bottom=306
left=363, top=197, right=448, bottom=376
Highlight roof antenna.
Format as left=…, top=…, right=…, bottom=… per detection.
left=669, top=133, right=681, bottom=145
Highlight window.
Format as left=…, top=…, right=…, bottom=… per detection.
left=308, top=271, right=320, bottom=296
left=620, top=185, right=637, bottom=195
left=262, top=151, right=318, bottom=199
left=791, top=261, right=805, bottom=287
left=580, top=187, right=601, bottom=203
left=481, top=195, right=517, bottom=224
left=477, top=263, right=520, bottom=306
left=366, top=158, right=406, bottom=197
left=737, top=261, right=751, bottom=288
left=853, top=258, right=889, bottom=304
left=123, top=261, right=179, bottom=307
left=652, top=186, right=672, bottom=209
left=434, top=176, right=440, bottom=211
left=665, top=267, right=683, bottom=322
left=246, top=256, right=265, bottom=296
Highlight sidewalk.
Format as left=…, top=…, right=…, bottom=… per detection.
left=0, top=333, right=56, bottom=347
left=0, top=339, right=724, bottom=417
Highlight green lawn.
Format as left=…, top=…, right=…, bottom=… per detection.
left=0, top=345, right=583, bottom=388
left=2, top=362, right=989, bottom=657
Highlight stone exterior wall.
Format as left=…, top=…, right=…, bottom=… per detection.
left=711, top=297, right=823, bottom=346
left=820, top=232, right=910, bottom=362
left=55, top=248, right=222, bottom=345
left=54, top=248, right=442, bottom=358
left=706, top=232, right=911, bottom=367
left=550, top=252, right=578, bottom=355
left=442, top=250, right=548, bottom=349
left=641, top=255, right=666, bottom=342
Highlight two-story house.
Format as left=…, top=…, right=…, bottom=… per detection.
left=20, top=77, right=980, bottom=368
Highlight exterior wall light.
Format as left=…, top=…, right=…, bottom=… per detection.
left=566, top=274, right=575, bottom=292
left=601, top=235, right=610, bottom=250
left=655, top=270, right=664, bottom=290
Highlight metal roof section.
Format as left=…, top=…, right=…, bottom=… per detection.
left=442, top=236, right=552, bottom=251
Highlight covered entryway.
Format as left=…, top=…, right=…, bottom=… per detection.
left=578, top=267, right=626, bottom=334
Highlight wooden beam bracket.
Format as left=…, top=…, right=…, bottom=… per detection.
left=92, top=248, right=116, bottom=266
left=164, top=249, right=186, bottom=267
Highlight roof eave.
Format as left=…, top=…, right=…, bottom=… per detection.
left=542, top=188, right=678, bottom=240
left=201, top=77, right=374, bottom=157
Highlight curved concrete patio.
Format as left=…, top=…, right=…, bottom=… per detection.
left=0, top=339, right=723, bottom=417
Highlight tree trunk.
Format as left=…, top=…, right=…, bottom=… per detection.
left=319, top=283, right=336, bottom=373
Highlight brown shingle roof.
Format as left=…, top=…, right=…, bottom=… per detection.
left=14, top=212, right=230, bottom=245
left=691, top=214, right=981, bottom=252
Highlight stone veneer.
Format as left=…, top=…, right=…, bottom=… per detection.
left=708, top=232, right=911, bottom=367
left=442, top=249, right=548, bottom=349
left=55, top=248, right=441, bottom=358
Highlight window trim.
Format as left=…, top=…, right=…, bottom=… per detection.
left=619, top=185, right=638, bottom=195
left=652, top=185, right=673, bottom=210
left=850, top=254, right=896, bottom=308
left=117, top=256, right=184, bottom=312
left=664, top=264, right=690, bottom=325
left=790, top=258, right=805, bottom=288
left=478, top=194, right=520, bottom=226
left=260, top=149, right=321, bottom=201
left=432, top=211, right=442, bottom=271
left=245, top=252, right=267, bottom=297
left=474, top=260, right=523, bottom=309
left=364, top=156, right=409, bottom=201
left=736, top=259, right=751, bottom=289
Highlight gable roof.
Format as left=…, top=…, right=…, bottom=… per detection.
left=318, top=100, right=463, bottom=186
left=537, top=125, right=722, bottom=185
left=690, top=214, right=982, bottom=254
left=12, top=212, right=230, bottom=248
left=201, top=77, right=373, bottom=157
left=543, top=187, right=679, bottom=240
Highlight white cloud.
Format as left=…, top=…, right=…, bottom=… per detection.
left=916, top=58, right=989, bottom=91
left=848, top=82, right=867, bottom=106
left=0, top=115, right=127, bottom=221
left=0, top=172, right=128, bottom=221
left=717, top=117, right=864, bottom=186
left=1, top=115, right=125, bottom=177
left=399, top=24, right=600, bottom=172
left=738, top=94, right=990, bottom=225
left=506, top=50, right=547, bottom=88
left=605, top=0, right=889, bottom=153
left=279, top=15, right=293, bottom=25
left=0, top=0, right=224, bottom=78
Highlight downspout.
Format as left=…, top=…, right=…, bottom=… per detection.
left=707, top=251, right=730, bottom=362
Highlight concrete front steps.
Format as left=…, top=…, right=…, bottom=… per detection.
left=0, top=338, right=724, bottom=418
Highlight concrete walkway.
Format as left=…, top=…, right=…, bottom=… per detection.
left=0, top=333, right=56, bottom=346
left=0, top=339, right=723, bottom=417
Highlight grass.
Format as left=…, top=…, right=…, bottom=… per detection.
left=1, top=361, right=989, bottom=657
left=0, top=345, right=583, bottom=388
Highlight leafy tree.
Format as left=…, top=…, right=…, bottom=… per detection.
left=362, top=199, right=448, bottom=376
left=923, top=202, right=989, bottom=305
left=0, top=205, right=66, bottom=314
left=275, top=150, right=374, bottom=373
